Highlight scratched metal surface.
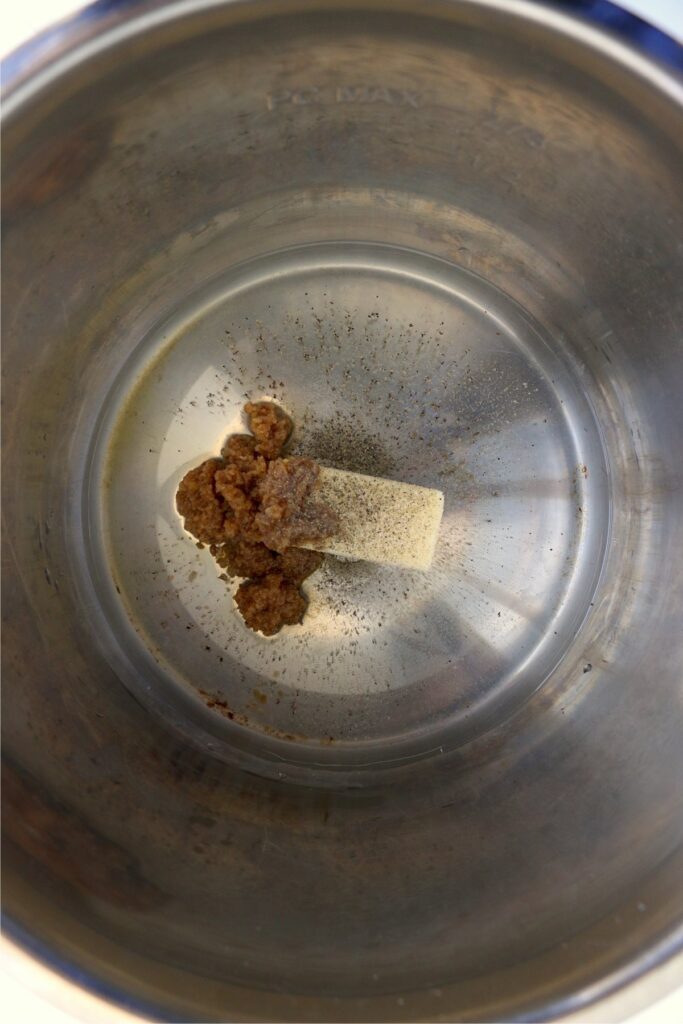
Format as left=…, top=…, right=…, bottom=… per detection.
left=2, top=1, right=683, bottom=1021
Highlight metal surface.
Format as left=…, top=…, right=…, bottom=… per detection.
left=93, top=242, right=607, bottom=767
left=2, top=1, right=683, bottom=1021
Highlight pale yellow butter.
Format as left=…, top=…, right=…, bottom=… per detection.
left=302, top=467, right=444, bottom=570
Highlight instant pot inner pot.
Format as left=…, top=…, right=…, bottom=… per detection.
left=3, top=2, right=682, bottom=1021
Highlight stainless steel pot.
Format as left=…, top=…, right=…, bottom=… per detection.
left=3, top=1, right=683, bottom=1020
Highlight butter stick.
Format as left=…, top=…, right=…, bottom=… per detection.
left=302, top=467, right=444, bottom=570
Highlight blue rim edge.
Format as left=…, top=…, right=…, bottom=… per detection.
left=556, top=0, right=682, bottom=68
left=1, top=0, right=682, bottom=86
left=1, top=914, right=180, bottom=1022
left=2, top=0, right=682, bottom=1021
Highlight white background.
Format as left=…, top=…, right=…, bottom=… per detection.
left=2, top=1, right=682, bottom=1021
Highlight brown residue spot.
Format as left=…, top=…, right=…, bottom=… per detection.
left=3, top=764, right=165, bottom=911
left=199, top=688, right=237, bottom=719
left=4, top=120, right=113, bottom=221
left=176, top=401, right=337, bottom=635
left=198, top=688, right=304, bottom=741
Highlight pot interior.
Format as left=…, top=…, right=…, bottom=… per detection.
left=3, top=2, right=683, bottom=1020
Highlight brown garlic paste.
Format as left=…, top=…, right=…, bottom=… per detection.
left=176, top=401, right=338, bottom=635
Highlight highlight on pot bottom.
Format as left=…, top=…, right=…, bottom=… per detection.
left=3, top=1, right=682, bottom=1022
